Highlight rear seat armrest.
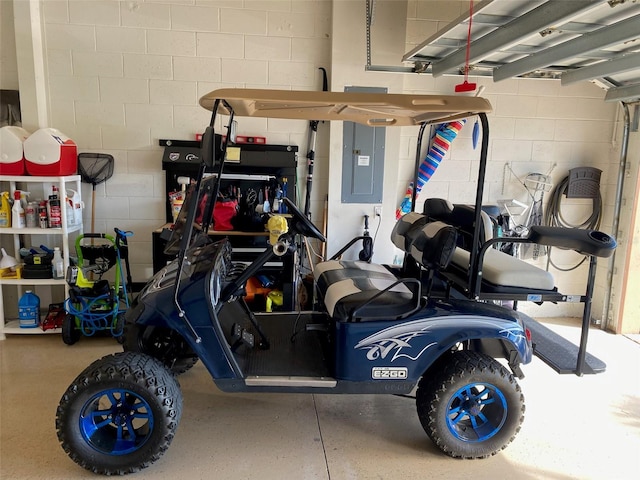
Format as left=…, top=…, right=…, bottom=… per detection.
left=351, top=278, right=422, bottom=321
left=468, top=228, right=616, bottom=296
left=527, top=226, right=616, bottom=258
left=475, top=227, right=616, bottom=260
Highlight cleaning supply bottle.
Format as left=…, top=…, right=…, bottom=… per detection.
left=65, top=189, right=82, bottom=226
left=18, top=190, right=29, bottom=209
left=0, top=192, right=11, bottom=227
left=52, top=247, right=64, bottom=279
left=48, top=185, right=61, bottom=228
left=11, top=190, right=25, bottom=228
left=19, top=290, right=40, bottom=328
left=25, top=202, right=38, bottom=228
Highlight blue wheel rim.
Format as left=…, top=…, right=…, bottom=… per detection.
left=445, top=382, right=507, bottom=442
left=79, top=388, right=154, bottom=456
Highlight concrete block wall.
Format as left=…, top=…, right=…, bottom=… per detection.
left=0, top=0, right=19, bottom=90
left=38, top=0, right=332, bottom=281
left=7, top=0, right=624, bottom=322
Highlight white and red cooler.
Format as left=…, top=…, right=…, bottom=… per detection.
left=23, top=128, right=77, bottom=176
left=0, top=126, right=30, bottom=175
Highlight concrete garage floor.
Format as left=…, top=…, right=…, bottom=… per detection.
left=1, top=318, right=639, bottom=480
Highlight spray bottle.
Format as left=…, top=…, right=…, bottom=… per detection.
left=11, top=190, right=25, bottom=228
left=0, top=192, right=11, bottom=227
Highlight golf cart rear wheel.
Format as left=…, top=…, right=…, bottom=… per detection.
left=62, top=314, right=81, bottom=345
left=56, top=352, right=182, bottom=475
left=124, top=324, right=199, bottom=375
left=416, top=350, right=524, bottom=458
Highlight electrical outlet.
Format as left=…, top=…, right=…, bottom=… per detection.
left=374, top=205, right=382, bottom=217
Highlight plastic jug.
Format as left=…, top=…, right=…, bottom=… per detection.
left=19, top=290, right=40, bottom=328
left=65, top=189, right=83, bottom=227
left=52, top=247, right=64, bottom=279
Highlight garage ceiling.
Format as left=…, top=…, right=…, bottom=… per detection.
left=401, top=0, right=640, bottom=103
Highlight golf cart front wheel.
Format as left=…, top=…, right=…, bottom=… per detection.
left=416, top=351, right=525, bottom=458
left=56, top=352, right=183, bottom=475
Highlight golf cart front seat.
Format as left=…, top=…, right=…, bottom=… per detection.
left=313, top=218, right=457, bottom=322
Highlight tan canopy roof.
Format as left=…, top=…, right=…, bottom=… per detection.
left=199, top=88, right=492, bottom=127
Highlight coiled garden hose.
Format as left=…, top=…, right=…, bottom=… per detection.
left=544, top=175, right=602, bottom=271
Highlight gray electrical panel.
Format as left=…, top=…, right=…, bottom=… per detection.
left=341, top=86, right=386, bottom=203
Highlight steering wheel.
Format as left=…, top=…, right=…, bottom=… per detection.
left=281, top=197, right=326, bottom=242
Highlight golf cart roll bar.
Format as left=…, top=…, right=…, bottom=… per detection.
left=171, top=88, right=491, bottom=345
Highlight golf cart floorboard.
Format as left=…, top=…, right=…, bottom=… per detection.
left=527, top=318, right=606, bottom=375
left=242, top=313, right=332, bottom=378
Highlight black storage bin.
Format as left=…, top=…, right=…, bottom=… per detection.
left=22, top=264, right=53, bottom=279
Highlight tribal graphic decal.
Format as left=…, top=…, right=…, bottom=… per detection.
left=354, top=316, right=527, bottom=362
left=355, top=321, right=436, bottom=361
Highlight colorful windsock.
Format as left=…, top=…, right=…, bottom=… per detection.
left=395, top=183, right=413, bottom=220
left=396, top=120, right=466, bottom=218
left=416, top=119, right=465, bottom=194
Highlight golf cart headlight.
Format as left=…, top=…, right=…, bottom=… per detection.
left=66, top=265, right=79, bottom=286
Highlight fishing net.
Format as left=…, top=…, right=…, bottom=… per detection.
left=78, top=153, right=114, bottom=186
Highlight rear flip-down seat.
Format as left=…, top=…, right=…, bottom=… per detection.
left=314, top=217, right=457, bottom=322
left=452, top=248, right=555, bottom=291
left=423, top=198, right=555, bottom=293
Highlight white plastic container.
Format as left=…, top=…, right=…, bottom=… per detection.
left=0, top=126, right=30, bottom=175
left=65, top=189, right=83, bottom=227
left=23, top=128, right=77, bottom=176
left=52, top=247, right=64, bottom=279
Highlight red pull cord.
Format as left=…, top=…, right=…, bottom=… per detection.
left=455, top=0, right=477, bottom=92
left=464, top=0, right=473, bottom=80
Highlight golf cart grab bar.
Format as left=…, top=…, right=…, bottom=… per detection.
left=350, top=278, right=422, bottom=321
left=329, top=236, right=371, bottom=261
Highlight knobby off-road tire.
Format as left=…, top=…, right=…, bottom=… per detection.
left=416, top=350, right=525, bottom=458
left=56, top=352, right=183, bottom=475
left=123, top=324, right=199, bottom=375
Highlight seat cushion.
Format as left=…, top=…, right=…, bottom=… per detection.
left=409, top=221, right=458, bottom=270
left=424, top=199, right=493, bottom=249
left=324, top=277, right=414, bottom=322
left=452, top=248, right=555, bottom=290
left=314, top=259, right=392, bottom=279
left=314, top=260, right=397, bottom=301
left=390, top=212, right=427, bottom=251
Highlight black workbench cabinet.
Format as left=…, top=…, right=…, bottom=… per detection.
left=153, top=139, right=299, bottom=311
